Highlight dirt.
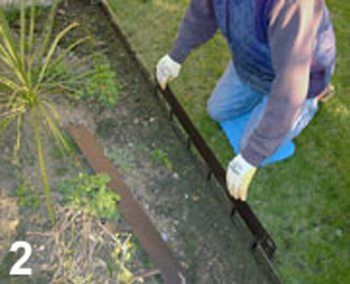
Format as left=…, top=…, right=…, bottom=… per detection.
left=0, top=190, right=19, bottom=263
left=0, top=1, right=277, bottom=283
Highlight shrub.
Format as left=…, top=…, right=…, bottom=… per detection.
left=0, top=0, right=90, bottom=223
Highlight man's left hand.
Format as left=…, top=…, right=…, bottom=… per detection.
left=226, top=155, right=257, bottom=201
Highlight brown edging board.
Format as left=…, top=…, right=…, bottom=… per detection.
left=69, top=125, right=186, bottom=284
left=100, top=0, right=277, bottom=261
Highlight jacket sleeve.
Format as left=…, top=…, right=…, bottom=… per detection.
left=241, top=0, right=323, bottom=166
left=169, top=0, right=218, bottom=63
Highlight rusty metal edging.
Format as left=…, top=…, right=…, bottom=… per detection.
left=99, top=0, right=276, bottom=261
left=69, top=125, right=186, bottom=284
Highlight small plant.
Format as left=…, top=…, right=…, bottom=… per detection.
left=52, top=52, right=120, bottom=108
left=151, top=149, right=173, bottom=171
left=75, top=53, right=120, bottom=107
left=0, top=0, right=90, bottom=223
left=59, top=173, right=120, bottom=220
left=109, top=232, right=135, bottom=283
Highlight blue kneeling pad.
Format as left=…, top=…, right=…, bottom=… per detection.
left=219, top=112, right=295, bottom=167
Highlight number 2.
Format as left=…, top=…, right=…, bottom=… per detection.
left=9, top=241, right=32, bottom=275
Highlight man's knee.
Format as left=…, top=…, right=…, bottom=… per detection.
left=207, top=90, right=246, bottom=122
left=207, top=95, right=226, bottom=122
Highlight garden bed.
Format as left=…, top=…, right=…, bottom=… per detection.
left=0, top=1, right=279, bottom=283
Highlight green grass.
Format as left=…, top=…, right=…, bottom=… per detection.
left=109, top=0, right=349, bottom=282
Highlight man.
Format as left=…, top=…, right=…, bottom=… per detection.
left=156, top=0, right=336, bottom=201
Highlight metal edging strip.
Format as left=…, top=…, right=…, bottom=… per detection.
left=69, top=125, right=187, bottom=284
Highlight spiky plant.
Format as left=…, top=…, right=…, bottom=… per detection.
left=0, top=0, right=90, bottom=223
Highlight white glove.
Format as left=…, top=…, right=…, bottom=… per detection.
left=226, top=155, right=257, bottom=202
left=156, top=54, right=181, bottom=90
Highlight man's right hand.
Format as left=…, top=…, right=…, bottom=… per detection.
left=156, top=54, right=181, bottom=90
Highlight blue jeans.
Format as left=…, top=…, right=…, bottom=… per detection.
left=207, top=62, right=318, bottom=154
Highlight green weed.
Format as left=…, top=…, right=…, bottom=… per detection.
left=109, top=233, right=135, bottom=283
left=150, top=149, right=172, bottom=171
left=76, top=53, right=120, bottom=107
left=59, top=173, right=120, bottom=220
left=52, top=52, right=120, bottom=108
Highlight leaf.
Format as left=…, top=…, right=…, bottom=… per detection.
left=36, top=0, right=60, bottom=63
left=20, top=0, right=26, bottom=68
left=36, top=22, right=80, bottom=88
left=13, top=114, right=22, bottom=162
left=32, top=107, right=54, bottom=224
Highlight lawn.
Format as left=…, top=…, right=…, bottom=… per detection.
left=108, top=0, right=350, bottom=282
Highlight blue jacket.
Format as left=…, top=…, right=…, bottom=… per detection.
left=213, top=0, right=335, bottom=98
left=170, top=0, right=336, bottom=165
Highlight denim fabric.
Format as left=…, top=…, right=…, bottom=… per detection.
left=208, top=62, right=264, bottom=121
left=208, top=62, right=318, bottom=156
